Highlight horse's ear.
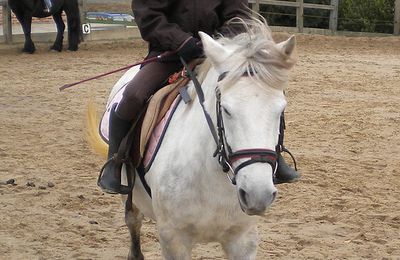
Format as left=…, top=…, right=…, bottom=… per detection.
left=277, top=35, right=296, bottom=57
left=199, top=32, right=230, bottom=71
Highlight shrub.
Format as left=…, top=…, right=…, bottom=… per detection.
left=338, top=0, right=395, bottom=33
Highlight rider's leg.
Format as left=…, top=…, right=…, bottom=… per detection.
left=274, top=112, right=300, bottom=184
left=43, top=0, right=53, bottom=13
left=98, top=59, right=182, bottom=194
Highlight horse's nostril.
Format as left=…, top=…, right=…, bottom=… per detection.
left=239, top=188, right=248, bottom=206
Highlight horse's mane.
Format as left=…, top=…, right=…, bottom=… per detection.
left=208, top=16, right=296, bottom=90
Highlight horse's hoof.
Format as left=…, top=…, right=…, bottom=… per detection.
left=51, top=46, right=62, bottom=52
left=67, top=46, right=78, bottom=52
left=127, top=252, right=144, bottom=260
left=23, top=42, right=35, bottom=53
left=22, top=48, right=35, bottom=54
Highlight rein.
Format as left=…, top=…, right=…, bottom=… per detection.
left=180, top=58, right=277, bottom=185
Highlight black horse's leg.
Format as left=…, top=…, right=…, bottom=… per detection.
left=125, top=199, right=144, bottom=260
left=51, top=11, right=65, bottom=52
left=14, top=12, right=35, bottom=53
left=63, top=0, right=80, bottom=51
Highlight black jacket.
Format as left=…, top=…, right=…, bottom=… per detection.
left=133, top=0, right=249, bottom=52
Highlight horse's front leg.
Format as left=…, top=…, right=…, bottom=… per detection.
left=51, top=11, right=65, bottom=52
left=221, top=226, right=259, bottom=260
left=14, top=12, right=35, bottom=53
left=124, top=197, right=144, bottom=260
left=158, top=227, right=193, bottom=260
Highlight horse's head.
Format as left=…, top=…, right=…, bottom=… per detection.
left=199, top=19, right=296, bottom=216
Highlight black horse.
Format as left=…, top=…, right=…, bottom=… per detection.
left=8, top=0, right=81, bottom=53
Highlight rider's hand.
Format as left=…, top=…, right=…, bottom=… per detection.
left=178, top=37, right=203, bottom=62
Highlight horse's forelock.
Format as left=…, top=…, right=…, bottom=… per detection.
left=216, top=17, right=296, bottom=90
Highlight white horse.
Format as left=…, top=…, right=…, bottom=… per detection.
left=87, top=18, right=296, bottom=260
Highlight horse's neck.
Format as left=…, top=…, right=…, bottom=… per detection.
left=179, top=65, right=231, bottom=180
left=190, top=62, right=219, bottom=111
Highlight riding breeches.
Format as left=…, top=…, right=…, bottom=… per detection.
left=116, top=60, right=183, bottom=121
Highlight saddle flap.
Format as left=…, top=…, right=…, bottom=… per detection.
left=139, top=77, right=189, bottom=157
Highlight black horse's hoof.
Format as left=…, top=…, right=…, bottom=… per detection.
left=67, top=46, right=78, bottom=51
left=51, top=45, right=63, bottom=52
left=23, top=44, right=35, bottom=54
left=22, top=48, right=35, bottom=54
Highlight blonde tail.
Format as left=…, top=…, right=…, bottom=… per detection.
left=86, top=99, right=108, bottom=159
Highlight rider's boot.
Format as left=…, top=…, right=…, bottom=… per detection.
left=98, top=104, right=132, bottom=194
left=275, top=152, right=300, bottom=184
left=43, top=0, right=53, bottom=13
left=274, top=113, right=300, bottom=184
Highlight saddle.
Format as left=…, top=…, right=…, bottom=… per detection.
left=130, top=58, right=205, bottom=168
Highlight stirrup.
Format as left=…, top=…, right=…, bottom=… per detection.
left=97, top=156, right=134, bottom=195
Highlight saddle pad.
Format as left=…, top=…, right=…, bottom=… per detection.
left=99, top=77, right=187, bottom=164
left=139, top=76, right=189, bottom=157
left=142, top=96, right=181, bottom=169
left=99, top=85, right=127, bottom=143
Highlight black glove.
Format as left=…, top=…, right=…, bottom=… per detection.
left=177, top=37, right=203, bottom=62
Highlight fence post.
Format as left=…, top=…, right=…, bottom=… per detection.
left=395, top=0, right=400, bottom=35
left=252, top=0, right=260, bottom=14
left=329, top=0, right=339, bottom=33
left=296, top=0, right=304, bottom=33
left=78, top=0, right=86, bottom=41
left=2, top=1, right=12, bottom=44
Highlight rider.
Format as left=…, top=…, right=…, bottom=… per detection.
left=43, top=0, right=53, bottom=13
left=98, top=0, right=300, bottom=194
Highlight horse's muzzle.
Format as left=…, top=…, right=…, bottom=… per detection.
left=238, top=187, right=277, bottom=216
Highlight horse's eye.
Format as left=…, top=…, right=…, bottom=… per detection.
left=222, top=107, right=232, bottom=117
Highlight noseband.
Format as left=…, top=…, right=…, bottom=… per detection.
left=180, top=58, right=277, bottom=185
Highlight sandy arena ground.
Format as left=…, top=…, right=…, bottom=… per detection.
left=0, top=33, right=399, bottom=259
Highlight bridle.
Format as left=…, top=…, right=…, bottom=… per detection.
left=181, top=58, right=278, bottom=185
left=213, top=74, right=277, bottom=185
